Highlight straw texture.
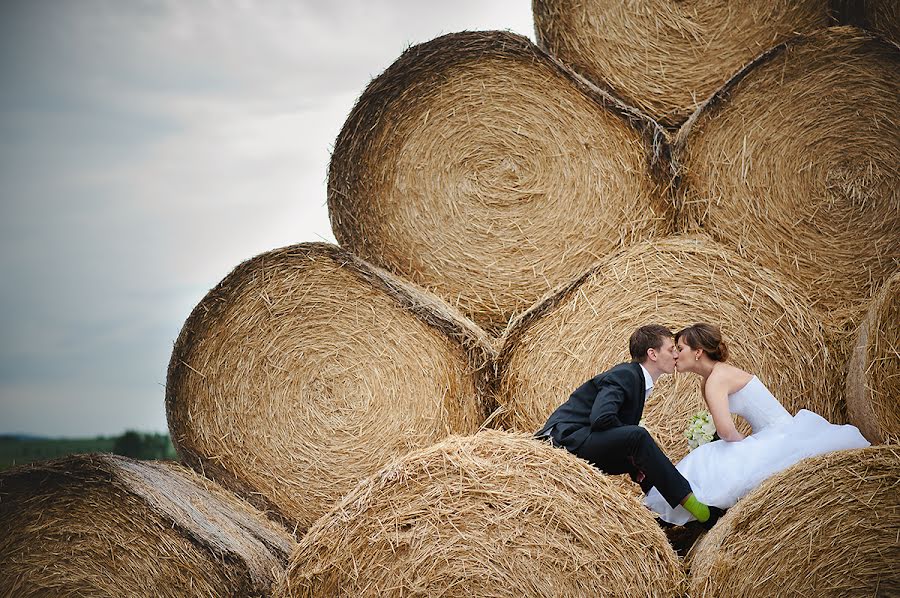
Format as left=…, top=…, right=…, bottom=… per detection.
left=689, top=446, right=900, bottom=597
left=835, top=0, right=899, bottom=42
left=328, top=30, right=672, bottom=335
left=495, top=235, right=836, bottom=468
left=865, top=0, right=900, bottom=41
left=167, top=242, right=494, bottom=534
left=0, top=454, right=295, bottom=597
left=846, top=272, right=900, bottom=444
left=675, top=27, right=900, bottom=326
left=273, top=430, right=685, bottom=597
left=533, top=0, right=830, bottom=126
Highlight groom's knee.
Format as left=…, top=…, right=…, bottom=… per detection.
left=619, top=425, right=653, bottom=447
left=623, top=426, right=666, bottom=460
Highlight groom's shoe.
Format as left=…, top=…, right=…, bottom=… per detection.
left=701, top=506, right=726, bottom=531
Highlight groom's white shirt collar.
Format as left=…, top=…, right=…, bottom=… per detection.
left=639, top=364, right=654, bottom=397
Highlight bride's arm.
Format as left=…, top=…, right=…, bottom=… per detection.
left=704, top=378, right=745, bottom=442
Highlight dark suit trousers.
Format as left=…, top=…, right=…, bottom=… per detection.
left=574, top=425, right=691, bottom=509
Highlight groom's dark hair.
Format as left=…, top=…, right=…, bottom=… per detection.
left=629, top=324, right=674, bottom=362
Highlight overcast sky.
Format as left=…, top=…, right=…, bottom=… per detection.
left=0, top=1, right=535, bottom=437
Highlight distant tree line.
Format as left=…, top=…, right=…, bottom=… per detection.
left=0, top=431, right=178, bottom=470
left=112, top=431, right=178, bottom=460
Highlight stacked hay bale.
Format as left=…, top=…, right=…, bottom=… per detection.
left=0, top=454, right=295, bottom=597
left=495, top=235, right=835, bottom=466
left=148, top=6, right=897, bottom=594
left=166, top=242, right=494, bottom=533
left=273, top=430, right=685, bottom=597
left=328, top=30, right=673, bottom=335
left=846, top=272, right=900, bottom=444
left=689, top=446, right=900, bottom=596
left=533, top=0, right=830, bottom=126
left=673, top=28, right=900, bottom=327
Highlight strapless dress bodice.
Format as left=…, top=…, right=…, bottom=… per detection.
left=728, top=376, right=792, bottom=432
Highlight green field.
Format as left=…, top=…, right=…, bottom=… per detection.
left=0, top=432, right=176, bottom=471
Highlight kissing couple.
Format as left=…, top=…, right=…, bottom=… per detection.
left=535, top=323, right=870, bottom=528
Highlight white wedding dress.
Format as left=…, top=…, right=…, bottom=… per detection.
left=644, top=376, right=870, bottom=525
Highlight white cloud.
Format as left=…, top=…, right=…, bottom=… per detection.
left=0, top=0, right=535, bottom=436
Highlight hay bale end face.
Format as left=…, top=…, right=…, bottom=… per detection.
left=0, top=454, right=295, bottom=597
left=273, top=430, right=684, bottom=597
left=167, top=242, right=494, bottom=533
left=675, top=27, right=900, bottom=326
left=689, top=446, right=900, bottom=596
left=533, top=0, right=830, bottom=126
left=495, top=235, right=836, bottom=465
left=329, top=30, right=672, bottom=335
left=846, top=272, right=900, bottom=444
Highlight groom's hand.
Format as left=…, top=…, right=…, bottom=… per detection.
left=627, top=456, right=646, bottom=483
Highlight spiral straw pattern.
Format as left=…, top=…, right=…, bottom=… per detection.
left=674, top=27, right=900, bottom=326
left=167, top=243, right=494, bottom=533
left=533, top=0, right=829, bottom=126
left=495, top=235, right=837, bottom=467
left=329, top=30, right=672, bottom=335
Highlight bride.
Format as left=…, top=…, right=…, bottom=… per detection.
left=644, top=323, right=870, bottom=525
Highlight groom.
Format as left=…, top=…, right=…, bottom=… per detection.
left=535, top=324, right=722, bottom=527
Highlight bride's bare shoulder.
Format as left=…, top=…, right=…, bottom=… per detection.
left=709, top=363, right=754, bottom=392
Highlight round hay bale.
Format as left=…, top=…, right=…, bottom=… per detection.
left=689, top=446, right=900, bottom=596
left=328, top=30, right=673, bottom=335
left=533, top=0, right=830, bottom=127
left=846, top=272, right=900, bottom=444
left=273, top=430, right=685, bottom=597
left=674, top=27, right=900, bottom=326
left=494, top=235, right=837, bottom=469
left=166, top=242, right=494, bottom=533
left=0, top=454, right=295, bottom=597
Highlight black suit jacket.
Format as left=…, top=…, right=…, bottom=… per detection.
left=536, top=362, right=646, bottom=452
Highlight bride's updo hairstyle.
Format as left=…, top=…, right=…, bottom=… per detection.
left=676, top=323, right=729, bottom=362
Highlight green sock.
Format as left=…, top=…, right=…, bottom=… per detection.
left=682, top=494, right=710, bottom=522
